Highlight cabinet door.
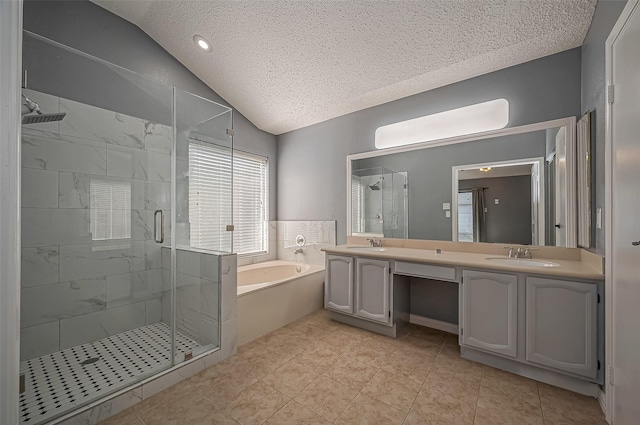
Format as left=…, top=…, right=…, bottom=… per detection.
left=355, top=258, right=390, bottom=324
left=526, top=277, right=598, bottom=379
left=462, top=270, right=518, bottom=357
left=325, top=255, right=354, bottom=314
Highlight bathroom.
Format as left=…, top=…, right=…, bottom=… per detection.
left=1, top=1, right=639, bottom=424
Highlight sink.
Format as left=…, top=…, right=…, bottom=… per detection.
left=346, top=246, right=388, bottom=252
left=486, top=257, right=559, bottom=268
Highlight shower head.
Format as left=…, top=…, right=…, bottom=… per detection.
left=369, top=183, right=381, bottom=191
left=21, top=94, right=66, bottom=125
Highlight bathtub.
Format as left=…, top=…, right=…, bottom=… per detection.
left=237, top=260, right=325, bottom=345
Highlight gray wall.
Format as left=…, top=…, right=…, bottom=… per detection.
left=278, top=48, right=582, bottom=244
left=581, top=0, right=627, bottom=255
left=410, top=279, right=459, bottom=324
left=460, top=176, right=533, bottom=245
left=23, top=0, right=278, bottom=219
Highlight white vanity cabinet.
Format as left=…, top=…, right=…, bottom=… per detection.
left=325, top=255, right=354, bottom=314
left=525, top=277, right=598, bottom=379
left=355, top=257, right=391, bottom=324
left=461, top=270, right=518, bottom=358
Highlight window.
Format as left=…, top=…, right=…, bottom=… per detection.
left=189, top=142, right=268, bottom=255
left=457, top=191, right=473, bottom=242
left=90, top=179, right=131, bottom=240
left=351, top=177, right=364, bottom=233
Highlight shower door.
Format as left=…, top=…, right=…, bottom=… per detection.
left=19, top=31, right=179, bottom=424
left=173, top=89, right=232, bottom=362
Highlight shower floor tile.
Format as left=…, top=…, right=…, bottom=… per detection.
left=19, top=322, right=202, bottom=425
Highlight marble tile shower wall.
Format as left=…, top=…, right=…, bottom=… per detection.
left=20, top=89, right=172, bottom=362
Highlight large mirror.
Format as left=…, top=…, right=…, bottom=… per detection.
left=348, top=117, right=578, bottom=247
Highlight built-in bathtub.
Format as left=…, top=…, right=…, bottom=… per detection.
left=237, top=260, right=325, bottom=345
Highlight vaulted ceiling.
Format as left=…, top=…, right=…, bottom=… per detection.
left=93, top=1, right=597, bottom=135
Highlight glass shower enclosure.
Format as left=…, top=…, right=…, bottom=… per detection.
left=351, top=166, right=408, bottom=239
left=19, top=31, right=231, bottom=424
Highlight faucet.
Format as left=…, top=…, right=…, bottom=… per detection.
left=503, top=246, right=538, bottom=259
left=367, top=238, right=383, bottom=247
left=293, top=248, right=303, bottom=254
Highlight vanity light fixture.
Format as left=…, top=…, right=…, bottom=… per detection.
left=375, top=98, right=509, bottom=149
left=479, top=167, right=492, bottom=172
left=193, top=35, right=212, bottom=52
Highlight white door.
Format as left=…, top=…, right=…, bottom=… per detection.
left=325, top=255, right=354, bottom=314
left=525, top=277, right=598, bottom=379
left=355, top=258, right=390, bottom=324
left=609, top=2, right=640, bottom=423
left=554, top=127, right=568, bottom=247
left=461, top=270, right=518, bottom=357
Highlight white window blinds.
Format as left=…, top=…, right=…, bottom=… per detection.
left=189, top=142, right=268, bottom=255
left=90, top=179, right=131, bottom=240
left=351, top=177, right=364, bottom=233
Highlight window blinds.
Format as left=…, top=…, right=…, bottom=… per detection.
left=189, top=141, right=268, bottom=255
left=90, top=179, right=131, bottom=240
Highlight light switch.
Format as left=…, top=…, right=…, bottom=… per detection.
left=596, top=208, right=602, bottom=229
left=443, top=203, right=451, bottom=210
left=494, top=199, right=499, bottom=205
left=445, top=211, right=451, bottom=218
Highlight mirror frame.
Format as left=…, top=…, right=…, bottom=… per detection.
left=347, top=116, right=577, bottom=247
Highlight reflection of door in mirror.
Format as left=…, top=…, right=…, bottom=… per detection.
left=554, top=126, right=568, bottom=246
left=456, top=162, right=538, bottom=245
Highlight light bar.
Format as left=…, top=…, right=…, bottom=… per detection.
left=375, top=98, right=509, bottom=149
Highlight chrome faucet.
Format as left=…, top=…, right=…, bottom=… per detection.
left=367, top=238, right=383, bottom=247
left=293, top=248, right=303, bottom=254
left=503, top=246, right=538, bottom=259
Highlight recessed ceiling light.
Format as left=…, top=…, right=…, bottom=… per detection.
left=193, top=35, right=212, bottom=52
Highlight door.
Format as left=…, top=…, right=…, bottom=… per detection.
left=609, top=2, right=640, bottom=422
left=525, top=277, right=598, bottom=379
left=325, top=255, right=354, bottom=314
left=554, top=127, right=568, bottom=246
left=461, top=270, right=518, bottom=357
left=355, top=258, right=390, bottom=324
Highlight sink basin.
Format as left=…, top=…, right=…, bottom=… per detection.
left=486, top=257, right=559, bottom=268
left=346, top=246, right=388, bottom=252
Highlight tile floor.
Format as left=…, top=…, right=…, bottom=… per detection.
left=99, top=310, right=607, bottom=425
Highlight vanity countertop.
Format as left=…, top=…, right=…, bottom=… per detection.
left=322, top=244, right=604, bottom=280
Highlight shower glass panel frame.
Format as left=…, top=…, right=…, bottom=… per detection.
left=351, top=166, right=408, bottom=239
left=19, top=30, right=230, bottom=425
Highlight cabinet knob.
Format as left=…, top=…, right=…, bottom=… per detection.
left=632, top=241, right=640, bottom=246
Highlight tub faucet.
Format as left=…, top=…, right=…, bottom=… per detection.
left=367, top=239, right=383, bottom=247
left=293, top=248, right=303, bottom=254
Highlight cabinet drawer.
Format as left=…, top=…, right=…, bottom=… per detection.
left=394, top=261, right=456, bottom=281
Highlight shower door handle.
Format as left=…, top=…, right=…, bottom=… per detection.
left=154, top=210, right=164, bottom=243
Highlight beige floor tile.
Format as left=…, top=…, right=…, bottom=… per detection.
left=196, top=369, right=259, bottom=410
left=97, top=409, right=144, bottom=425
left=319, top=331, right=364, bottom=354
left=477, top=383, right=542, bottom=417
left=474, top=405, right=543, bottom=425
left=264, top=400, right=332, bottom=425
left=232, top=345, right=293, bottom=379
left=403, top=409, right=430, bottom=425
left=380, top=350, right=434, bottom=385
left=394, top=335, right=443, bottom=357
left=132, top=379, right=194, bottom=414
left=406, top=324, right=448, bottom=345
left=225, top=381, right=290, bottom=425
left=138, top=395, right=234, bottom=425
left=411, top=387, right=476, bottom=425
left=294, top=344, right=344, bottom=373
left=322, top=356, right=378, bottom=391
left=335, top=393, right=406, bottom=425
left=481, top=366, right=539, bottom=397
left=347, top=339, right=396, bottom=368
left=261, top=359, right=319, bottom=397
left=360, top=369, right=421, bottom=413
left=293, top=375, right=359, bottom=422
left=423, top=369, right=480, bottom=406
left=538, top=383, right=607, bottom=425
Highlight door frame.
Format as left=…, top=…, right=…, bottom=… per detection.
left=605, top=1, right=640, bottom=422
left=452, top=157, right=545, bottom=245
left=0, top=1, right=23, bottom=424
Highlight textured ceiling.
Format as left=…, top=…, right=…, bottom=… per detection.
left=92, top=0, right=596, bottom=135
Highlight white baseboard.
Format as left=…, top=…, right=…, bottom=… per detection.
left=409, top=314, right=459, bottom=335
left=598, top=389, right=607, bottom=420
